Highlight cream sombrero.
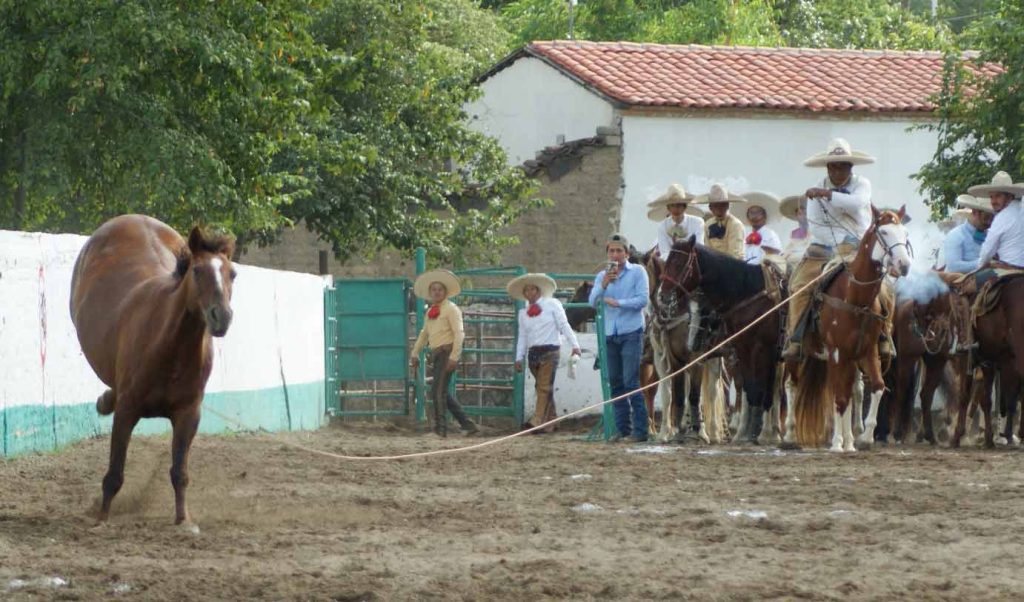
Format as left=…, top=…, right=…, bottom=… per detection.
left=956, top=194, right=995, bottom=214
left=645, top=184, right=705, bottom=221
left=937, top=208, right=971, bottom=234
left=506, top=273, right=557, bottom=301
left=779, top=195, right=805, bottom=222
left=692, top=183, right=746, bottom=205
left=966, top=171, right=1024, bottom=197
left=739, top=191, right=781, bottom=226
left=803, top=138, right=875, bottom=167
left=413, top=269, right=461, bottom=300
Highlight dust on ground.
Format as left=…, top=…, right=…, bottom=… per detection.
left=1, top=420, right=1023, bottom=601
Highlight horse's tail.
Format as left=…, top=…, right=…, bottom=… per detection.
left=794, top=356, right=830, bottom=447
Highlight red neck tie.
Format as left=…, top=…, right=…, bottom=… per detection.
left=527, top=302, right=542, bottom=317
left=427, top=304, right=441, bottom=319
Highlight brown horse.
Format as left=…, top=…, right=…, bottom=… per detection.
left=660, top=237, right=787, bottom=444
left=889, top=275, right=963, bottom=445
left=792, top=206, right=911, bottom=452
left=952, top=275, right=1024, bottom=448
left=70, top=214, right=236, bottom=527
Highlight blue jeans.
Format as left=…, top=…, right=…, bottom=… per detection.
left=606, top=329, right=647, bottom=438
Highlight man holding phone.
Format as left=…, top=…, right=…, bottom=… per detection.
left=588, top=233, right=650, bottom=442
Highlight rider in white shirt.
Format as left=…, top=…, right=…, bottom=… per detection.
left=740, top=192, right=783, bottom=265
left=647, top=184, right=705, bottom=258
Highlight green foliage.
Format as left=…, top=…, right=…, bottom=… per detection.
left=914, top=1, right=1024, bottom=219
left=0, top=0, right=540, bottom=267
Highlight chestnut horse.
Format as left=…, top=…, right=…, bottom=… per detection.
left=660, top=237, right=787, bottom=444
left=70, top=215, right=236, bottom=527
left=952, top=275, right=1024, bottom=448
left=792, top=206, right=911, bottom=452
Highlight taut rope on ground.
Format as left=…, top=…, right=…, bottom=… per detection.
left=204, top=270, right=831, bottom=461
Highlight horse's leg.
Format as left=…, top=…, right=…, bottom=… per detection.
left=919, top=356, right=944, bottom=445
left=782, top=362, right=798, bottom=447
left=170, top=407, right=202, bottom=529
left=979, top=364, right=996, bottom=449
left=951, top=358, right=974, bottom=448
left=98, top=409, right=140, bottom=523
left=852, top=373, right=865, bottom=440
left=998, top=360, right=1019, bottom=446
left=640, top=363, right=657, bottom=436
left=831, top=364, right=858, bottom=453
left=762, top=364, right=784, bottom=445
left=857, top=354, right=886, bottom=448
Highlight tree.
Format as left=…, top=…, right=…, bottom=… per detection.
left=913, top=2, right=1022, bottom=219
left=0, top=1, right=319, bottom=234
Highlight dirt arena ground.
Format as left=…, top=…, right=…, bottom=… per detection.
left=2, top=420, right=1024, bottom=601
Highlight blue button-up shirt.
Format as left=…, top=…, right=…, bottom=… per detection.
left=943, top=222, right=982, bottom=273
left=589, top=260, right=649, bottom=336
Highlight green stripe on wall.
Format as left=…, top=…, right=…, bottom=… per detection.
left=2, top=380, right=326, bottom=458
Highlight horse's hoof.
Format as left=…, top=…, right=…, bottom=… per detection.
left=829, top=446, right=844, bottom=453
left=855, top=439, right=872, bottom=451
left=177, top=522, right=201, bottom=536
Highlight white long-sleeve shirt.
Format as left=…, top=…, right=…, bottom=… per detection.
left=744, top=226, right=782, bottom=265
left=515, top=297, right=581, bottom=362
left=978, top=200, right=1024, bottom=268
left=805, top=174, right=872, bottom=248
left=656, top=215, right=705, bottom=257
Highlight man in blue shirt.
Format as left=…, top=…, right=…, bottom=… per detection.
left=944, top=194, right=993, bottom=273
left=589, top=233, right=650, bottom=442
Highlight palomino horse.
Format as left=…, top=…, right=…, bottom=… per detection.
left=642, top=250, right=704, bottom=442
left=660, top=237, right=787, bottom=444
left=952, top=274, right=1024, bottom=448
left=792, top=206, right=911, bottom=452
left=889, top=274, right=963, bottom=445
left=70, top=215, right=236, bottom=527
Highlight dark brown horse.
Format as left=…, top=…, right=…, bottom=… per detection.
left=792, top=206, right=911, bottom=451
left=70, top=215, right=236, bottom=527
left=660, top=237, right=787, bottom=444
left=952, top=275, right=1024, bottom=448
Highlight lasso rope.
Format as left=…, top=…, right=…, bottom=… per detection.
left=204, top=270, right=832, bottom=461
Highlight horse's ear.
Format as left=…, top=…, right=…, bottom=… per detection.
left=897, top=204, right=906, bottom=221
left=175, top=247, right=192, bottom=279
left=687, top=234, right=697, bottom=247
left=870, top=204, right=880, bottom=221
left=188, top=226, right=204, bottom=254
left=222, top=237, right=236, bottom=259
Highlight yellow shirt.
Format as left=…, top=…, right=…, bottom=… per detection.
left=705, top=213, right=745, bottom=260
left=411, top=299, right=465, bottom=361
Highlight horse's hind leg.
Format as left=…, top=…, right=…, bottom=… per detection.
left=919, top=357, right=945, bottom=445
left=98, top=410, right=140, bottom=523
left=170, top=407, right=201, bottom=529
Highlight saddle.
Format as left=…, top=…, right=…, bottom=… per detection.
left=789, top=262, right=847, bottom=346
left=973, top=269, right=1024, bottom=321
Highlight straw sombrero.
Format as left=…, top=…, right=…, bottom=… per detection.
left=803, top=138, right=875, bottom=168
left=956, top=194, right=995, bottom=214
left=413, top=269, right=461, bottom=300
left=692, top=183, right=746, bottom=205
left=779, top=195, right=805, bottom=222
left=937, top=208, right=971, bottom=234
left=739, top=192, right=781, bottom=226
left=646, top=184, right=704, bottom=221
left=966, top=171, right=1024, bottom=197
left=506, top=273, right=557, bottom=301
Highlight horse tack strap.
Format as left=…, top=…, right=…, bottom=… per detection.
left=820, top=293, right=886, bottom=323
left=721, top=290, right=769, bottom=322
left=760, top=262, right=785, bottom=305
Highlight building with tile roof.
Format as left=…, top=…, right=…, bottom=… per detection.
left=467, top=41, right=997, bottom=267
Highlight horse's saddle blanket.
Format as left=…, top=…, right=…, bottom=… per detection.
left=974, top=269, right=1024, bottom=319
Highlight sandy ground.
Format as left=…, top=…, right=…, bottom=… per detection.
left=2, top=420, right=1024, bottom=601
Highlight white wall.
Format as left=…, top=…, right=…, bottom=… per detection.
left=467, top=57, right=617, bottom=165
left=523, top=332, right=605, bottom=417
left=620, top=114, right=944, bottom=268
left=0, top=229, right=326, bottom=421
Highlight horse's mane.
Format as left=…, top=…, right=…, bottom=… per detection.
left=175, top=227, right=235, bottom=280
left=687, top=242, right=765, bottom=304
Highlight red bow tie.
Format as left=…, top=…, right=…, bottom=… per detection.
left=526, top=303, right=542, bottom=317
left=745, top=230, right=762, bottom=245
left=427, top=305, right=441, bottom=319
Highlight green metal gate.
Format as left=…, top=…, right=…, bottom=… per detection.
left=324, top=278, right=412, bottom=417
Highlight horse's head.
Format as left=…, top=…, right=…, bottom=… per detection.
left=870, top=205, right=912, bottom=277
left=661, top=235, right=701, bottom=300
left=565, top=280, right=595, bottom=332
left=177, top=226, right=237, bottom=337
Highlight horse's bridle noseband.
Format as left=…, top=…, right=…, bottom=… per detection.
left=660, top=246, right=700, bottom=297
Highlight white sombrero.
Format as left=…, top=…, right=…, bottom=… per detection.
left=413, top=269, right=461, bottom=300
left=739, top=191, right=781, bottom=226
left=803, top=138, right=875, bottom=167
left=956, top=194, right=995, bottom=214
left=937, top=208, right=971, bottom=234
left=692, top=183, right=747, bottom=205
left=966, top=171, right=1024, bottom=197
left=779, top=195, right=805, bottom=222
left=645, top=184, right=705, bottom=221
left=506, top=273, right=557, bottom=301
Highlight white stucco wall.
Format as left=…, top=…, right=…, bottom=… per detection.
left=0, top=229, right=327, bottom=454
left=620, top=114, right=944, bottom=268
left=467, top=57, right=616, bottom=165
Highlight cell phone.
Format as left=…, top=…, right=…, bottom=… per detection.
left=606, top=261, right=617, bottom=272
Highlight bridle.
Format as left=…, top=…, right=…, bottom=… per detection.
left=660, top=245, right=700, bottom=297
left=848, top=213, right=910, bottom=287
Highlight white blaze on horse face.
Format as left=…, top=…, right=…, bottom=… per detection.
left=874, top=224, right=912, bottom=275
left=211, top=258, right=224, bottom=293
